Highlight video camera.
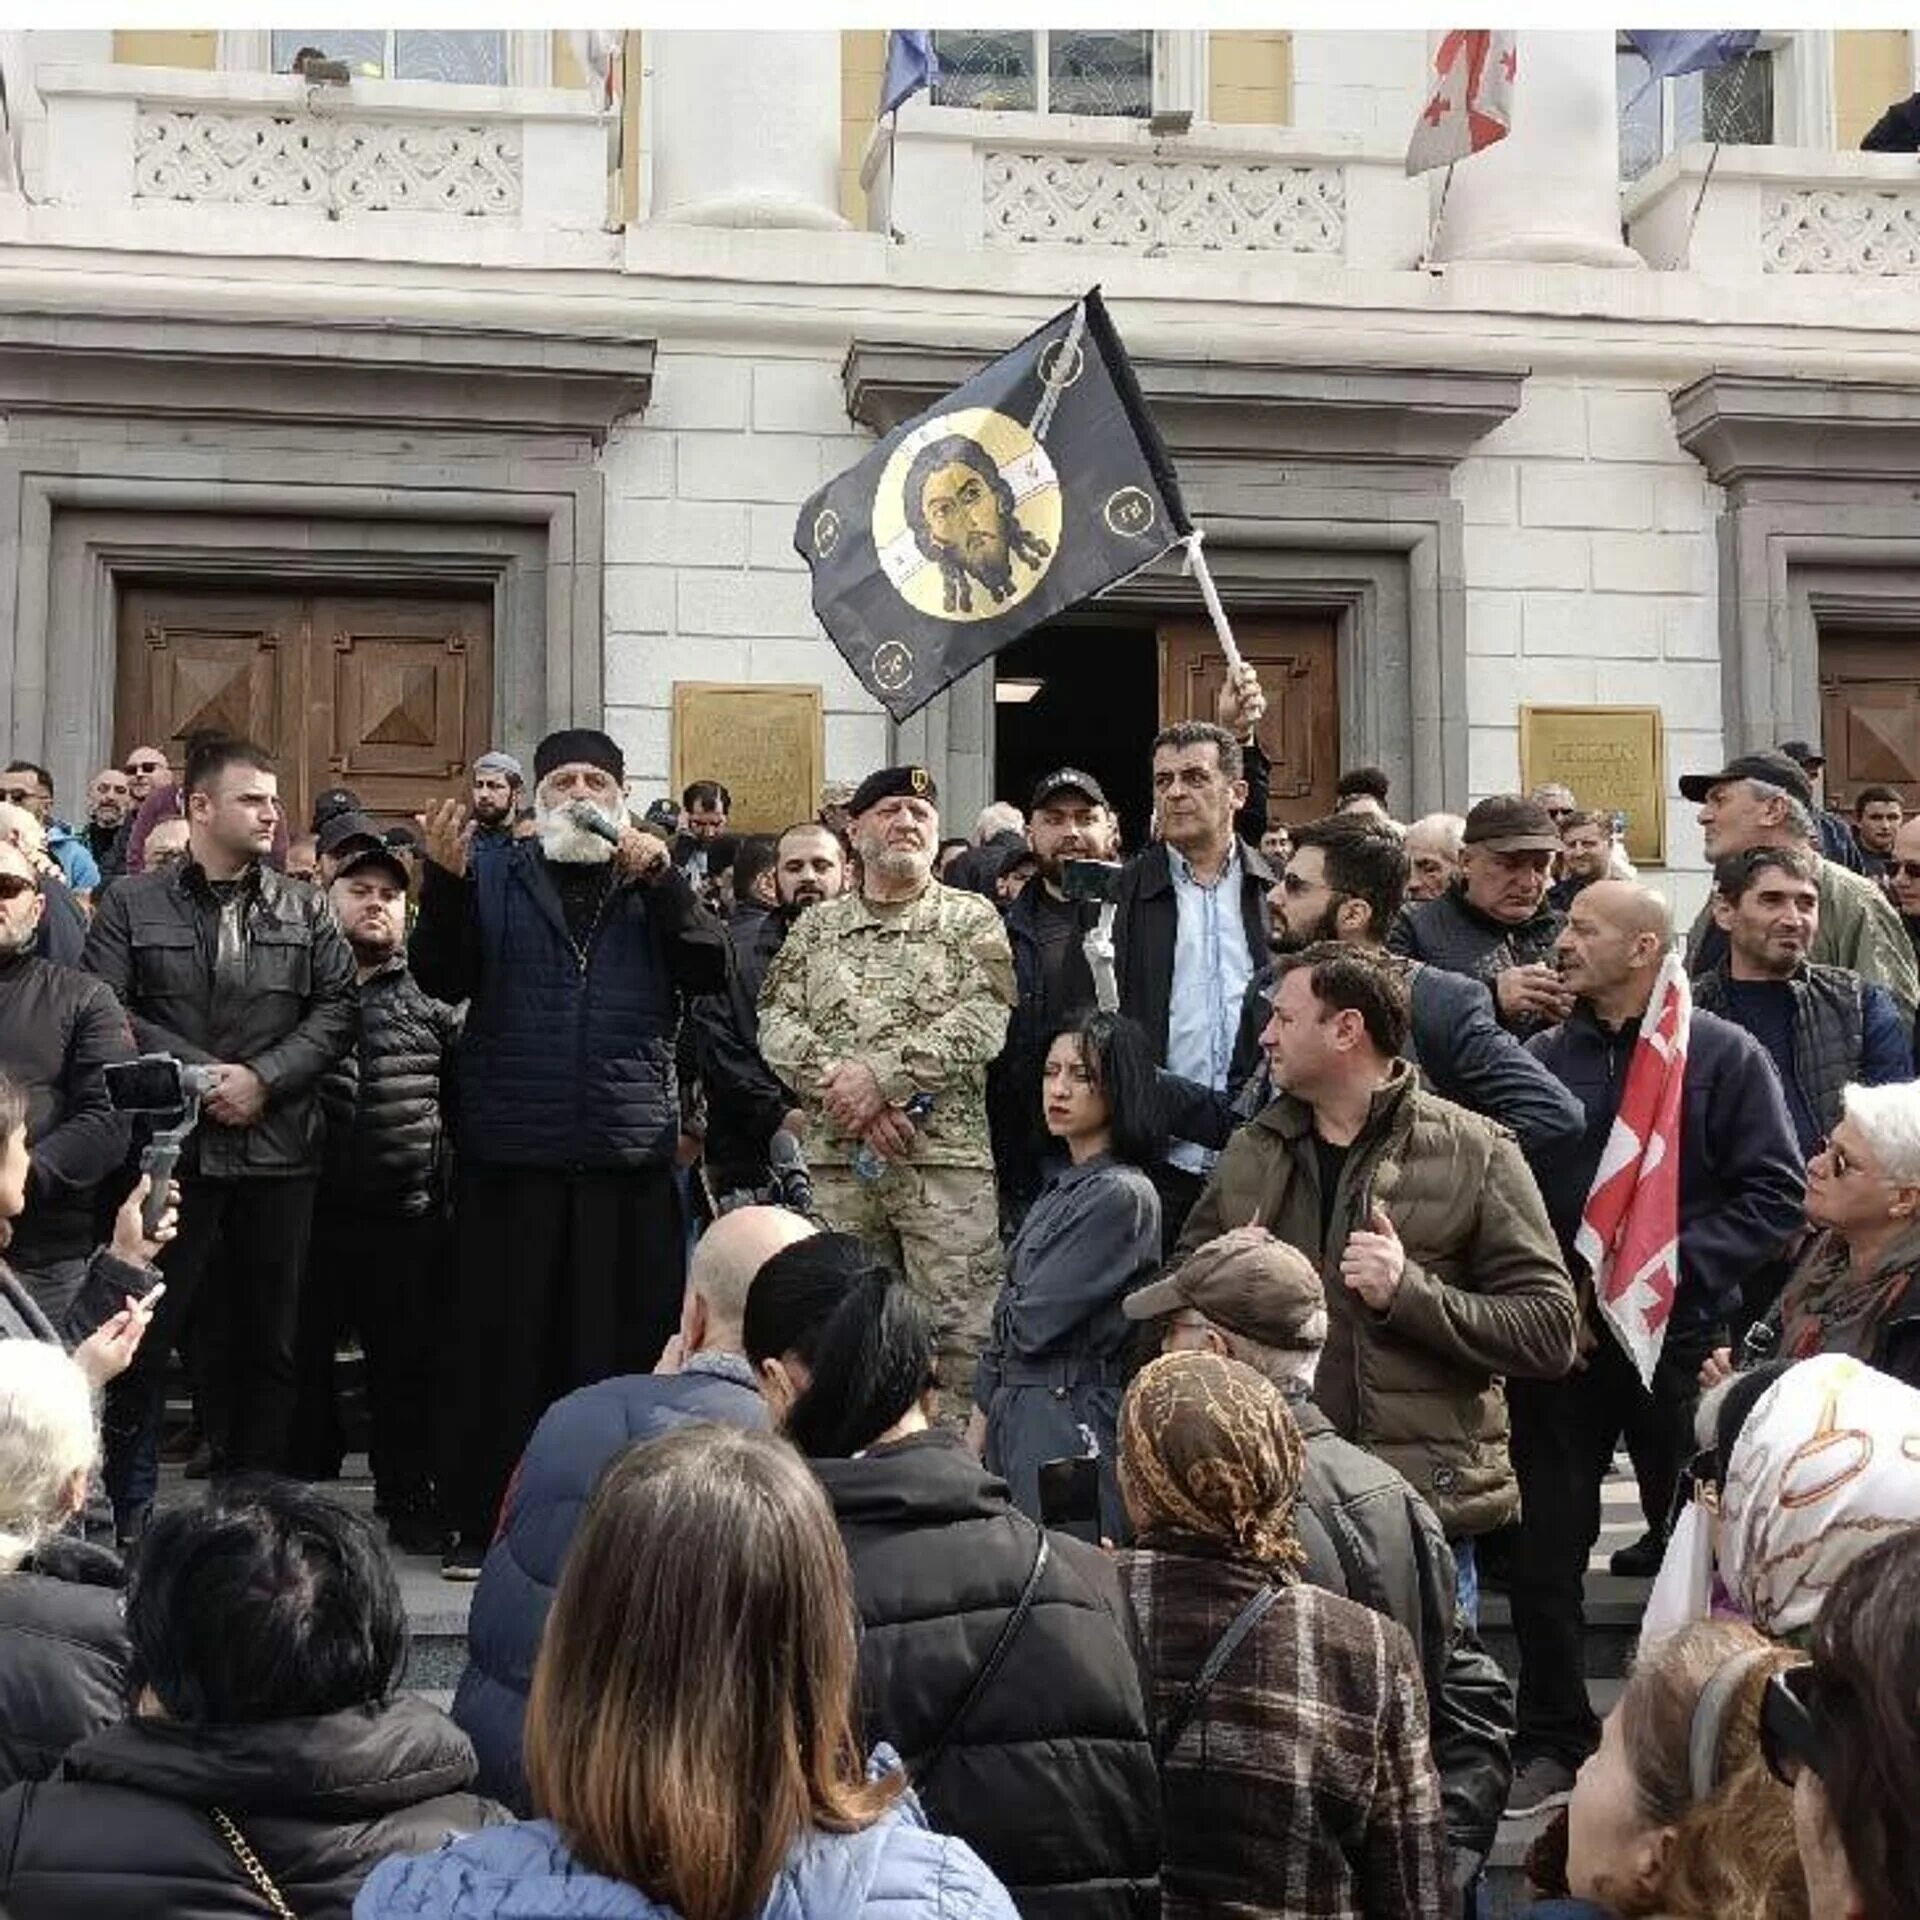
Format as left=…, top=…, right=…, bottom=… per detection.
left=103, top=1054, right=220, bottom=1236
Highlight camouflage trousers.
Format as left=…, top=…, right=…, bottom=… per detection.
left=809, top=1159, right=1003, bottom=1426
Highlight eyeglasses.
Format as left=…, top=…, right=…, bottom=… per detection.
left=124, top=759, right=165, bottom=776
left=0, top=874, right=37, bottom=902
left=1892, top=861, right=1920, bottom=882
left=0, top=789, right=33, bottom=807
left=1760, top=1663, right=1825, bottom=1787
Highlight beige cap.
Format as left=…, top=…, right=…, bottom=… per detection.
left=1123, top=1225, right=1328, bottom=1351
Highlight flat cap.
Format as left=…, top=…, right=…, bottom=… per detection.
left=473, top=750, right=524, bottom=784
left=1123, top=1225, right=1329, bottom=1352
left=1462, top=795, right=1563, bottom=854
left=848, top=765, right=938, bottom=816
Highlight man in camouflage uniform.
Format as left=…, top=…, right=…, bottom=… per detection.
left=759, top=765, right=1015, bottom=1418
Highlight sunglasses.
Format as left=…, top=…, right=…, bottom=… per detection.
left=1760, top=1663, right=1824, bottom=1787
left=1892, top=861, right=1920, bottom=882
left=124, top=759, right=166, bottom=775
left=0, top=873, right=36, bottom=902
left=0, top=789, right=33, bottom=807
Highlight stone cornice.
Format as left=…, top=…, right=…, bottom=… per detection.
left=843, top=342, right=1527, bottom=468
left=1672, top=371, right=1920, bottom=486
left=0, top=309, right=654, bottom=440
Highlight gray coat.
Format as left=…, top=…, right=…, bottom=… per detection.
left=974, top=1154, right=1161, bottom=1541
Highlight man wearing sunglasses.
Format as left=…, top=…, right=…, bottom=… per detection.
left=0, top=761, right=99, bottom=902
left=1888, top=812, right=1920, bottom=970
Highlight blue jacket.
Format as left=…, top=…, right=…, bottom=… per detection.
left=410, top=848, right=728, bottom=1170
left=45, top=824, right=100, bottom=895
left=354, top=1799, right=1018, bottom=1920
left=452, top=1354, right=767, bottom=1811
left=1527, top=1002, right=1805, bottom=1342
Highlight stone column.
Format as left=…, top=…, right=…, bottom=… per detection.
left=1432, top=29, right=1640, bottom=268
left=649, top=29, right=847, bottom=230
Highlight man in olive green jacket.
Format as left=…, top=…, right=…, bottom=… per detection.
left=1175, top=943, right=1579, bottom=1557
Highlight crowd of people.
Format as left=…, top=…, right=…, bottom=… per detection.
left=0, top=680, right=1916, bottom=1917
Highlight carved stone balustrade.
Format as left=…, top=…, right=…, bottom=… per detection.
left=1627, top=142, right=1920, bottom=278
left=31, top=63, right=612, bottom=231
left=863, top=102, right=1429, bottom=268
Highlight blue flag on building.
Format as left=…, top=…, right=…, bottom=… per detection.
left=881, top=30, right=939, bottom=117
left=1623, top=30, right=1761, bottom=84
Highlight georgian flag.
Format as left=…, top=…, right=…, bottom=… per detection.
left=1405, top=30, right=1518, bottom=177
left=1575, top=953, right=1692, bottom=1387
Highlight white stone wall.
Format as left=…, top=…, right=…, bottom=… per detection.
left=1455, top=377, right=1725, bottom=920
left=1286, top=31, right=1430, bottom=148
left=599, top=347, right=887, bottom=806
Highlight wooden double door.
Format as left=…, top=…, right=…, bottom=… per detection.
left=116, top=585, right=495, bottom=830
left=1820, top=629, right=1920, bottom=813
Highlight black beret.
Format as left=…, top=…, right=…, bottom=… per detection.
left=533, top=728, right=625, bottom=785
left=848, top=765, right=938, bottom=817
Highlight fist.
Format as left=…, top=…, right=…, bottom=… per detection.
left=1340, top=1204, right=1405, bottom=1312
left=1215, top=662, right=1268, bottom=739
left=614, top=824, right=672, bottom=882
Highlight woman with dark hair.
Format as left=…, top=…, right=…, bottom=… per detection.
left=361, top=1424, right=1015, bottom=1920
left=1768, top=1526, right=1920, bottom=1920
left=971, top=1010, right=1162, bottom=1538
left=742, top=1237, right=1162, bottom=1920
left=1117, top=1350, right=1447, bottom=1919
left=0, top=1480, right=502, bottom=1918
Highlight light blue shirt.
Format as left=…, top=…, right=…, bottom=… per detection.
left=1164, top=840, right=1254, bottom=1174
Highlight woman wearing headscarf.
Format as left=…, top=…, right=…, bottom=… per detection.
left=1645, top=1353, right=1920, bottom=1648
left=1116, top=1350, right=1447, bottom=1920
left=1703, top=1082, right=1920, bottom=1395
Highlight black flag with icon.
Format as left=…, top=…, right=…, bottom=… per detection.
left=795, top=289, right=1190, bottom=723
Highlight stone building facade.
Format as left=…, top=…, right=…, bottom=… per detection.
left=5, top=26, right=1920, bottom=912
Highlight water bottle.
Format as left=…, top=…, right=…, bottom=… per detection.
left=852, top=1092, right=935, bottom=1183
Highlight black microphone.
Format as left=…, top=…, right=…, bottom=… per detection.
left=565, top=801, right=622, bottom=846
left=767, top=1129, right=817, bottom=1223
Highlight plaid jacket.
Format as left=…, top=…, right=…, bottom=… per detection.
left=1119, top=1545, right=1447, bottom=1920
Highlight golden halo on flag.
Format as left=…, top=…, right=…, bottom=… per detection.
left=872, top=406, right=1062, bottom=625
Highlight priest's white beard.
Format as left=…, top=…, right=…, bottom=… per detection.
left=536, top=798, right=617, bottom=865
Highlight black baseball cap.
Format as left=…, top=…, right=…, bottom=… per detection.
left=315, top=810, right=385, bottom=858
left=310, top=787, right=361, bottom=832
left=333, top=844, right=410, bottom=890
left=1777, top=739, right=1825, bottom=771
left=1031, top=767, right=1109, bottom=812
left=1677, top=750, right=1813, bottom=808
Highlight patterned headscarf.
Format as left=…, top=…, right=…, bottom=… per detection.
left=1717, top=1355, right=1920, bottom=1638
left=1117, top=1351, right=1306, bottom=1574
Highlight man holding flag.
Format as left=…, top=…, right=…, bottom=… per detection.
left=1509, top=879, right=1803, bottom=1815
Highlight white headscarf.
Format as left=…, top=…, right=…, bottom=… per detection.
left=1646, top=1355, right=1920, bottom=1644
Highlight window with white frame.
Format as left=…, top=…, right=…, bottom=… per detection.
left=931, top=30, right=1155, bottom=117
left=268, top=30, right=509, bottom=86
left=1617, top=33, right=1780, bottom=181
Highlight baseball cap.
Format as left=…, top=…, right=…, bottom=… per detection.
left=1777, top=739, right=1825, bottom=771
left=1031, top=767, right=1109, bottom=812
left=315, top=810, right=386, bottom=858
left=1122, top=1225, right=1328, bottom=1351
left=1461, top=795, right=1563, bottom=854
left=1677, top=749, right=1813, bottom=808
left=310, top=787, right=361, bottom=833
left=333, top=843, right=410, bottom=890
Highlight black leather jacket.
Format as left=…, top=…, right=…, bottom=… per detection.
left=81, top=860, right=357, bottom=1180
left=319, top=960, right=460, bottom=1218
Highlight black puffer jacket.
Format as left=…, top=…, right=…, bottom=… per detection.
left=815, top=1430, right=1160, bottom=1920
left=1387, top=881, right=1564, bottom=1034
left=319, top=959, right=460, bottom=1217
left=0, top=1694, right=506, bottom=1919
left=0, top=1536, right=129, bottom=1792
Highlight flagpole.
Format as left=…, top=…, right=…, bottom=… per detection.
left=1182, top=529, right=1245, bottom=679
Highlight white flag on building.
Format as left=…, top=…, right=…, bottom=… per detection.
left=1405, top=30, right=1517, bottom=177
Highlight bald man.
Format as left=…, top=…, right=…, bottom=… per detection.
left=0, top=801, right=86, bottom=966
left=1503, top=879, right=1804, bottom=1815
left=450, top=1204, right=814, bottom=1805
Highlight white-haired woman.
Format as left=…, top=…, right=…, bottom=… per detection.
left=1704, top=1079, right=1920, bottom=1392
left=0, top=1341, right=129, bottom=1790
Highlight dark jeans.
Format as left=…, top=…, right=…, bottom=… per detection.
left=289, top=1203, right=445, bottom=1514
left=1507, top=1330, right=1703, bottom=1767
left=103, top=1174, right=317, bottom=1530
left=445, top=1161, right=686, bottom=1548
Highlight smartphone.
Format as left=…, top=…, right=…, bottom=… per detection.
left=1060, top=858, right=1124, bottom=906
left=103, top=1056, right=189, bottom=1114
left=1037, top=1453, right=1101, bottom=1544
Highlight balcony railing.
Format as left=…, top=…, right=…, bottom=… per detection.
left=30, top=62, right=614, bottom=230
left=863, top=103, right=1429, bottom=269
left=1627, top=142, right=1920, bottom=277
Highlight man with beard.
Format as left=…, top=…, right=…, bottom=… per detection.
left=412, top=727, right=727, bottom=1577
left=1157, top=813, right=1582, bottom=1163
left=290, top=842, right=460, bottom=1553
left=759, top=768, right=1015, bottom=1415
left=0, top=837, right=135, bottom=1329
left=467, top=750, right=524, bottom=862
left=987, top=768, right=1119, bottom=1233
left=1546, top=808, right=1615, bottom=912
left=83, top=767, right=131, bottom=886
left=1388, top=794, right=1573, bottom=1036
left=687, top=821, right=848, bottom=1205
left=903, top=435, right=1054, bottom=617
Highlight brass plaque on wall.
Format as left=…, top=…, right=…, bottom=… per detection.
left=671, top=682, right=825, bottom=835
left=1519, top=705, right=1666, bottom=867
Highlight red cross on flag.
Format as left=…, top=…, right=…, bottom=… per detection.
left=1574, top=952, right=1692, bottom=1388
left=1405, top=30, right=1517, bottom=177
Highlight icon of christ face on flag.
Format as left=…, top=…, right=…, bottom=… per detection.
left=796, top=291, right=1189, bottom=722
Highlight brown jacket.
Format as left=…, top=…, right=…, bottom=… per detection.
left=1175, top=1062, right=1578, bottom=1535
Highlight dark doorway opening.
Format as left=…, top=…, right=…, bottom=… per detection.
left=993, top=618, right=1158, bottom=849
